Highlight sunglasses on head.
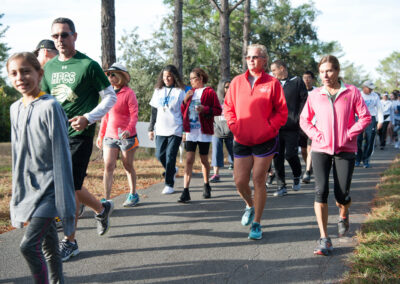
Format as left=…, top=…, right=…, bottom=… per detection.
left=51, top=32, right=74, bottom=40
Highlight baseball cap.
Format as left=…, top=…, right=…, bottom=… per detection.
left=34, top=39, right=57, bottom=56
left=105, top=63, right=131, bottom=82
left=362, top=80, right=376, bottom=90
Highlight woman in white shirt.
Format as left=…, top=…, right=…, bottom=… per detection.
left=148, top=65, right=186, bottom=194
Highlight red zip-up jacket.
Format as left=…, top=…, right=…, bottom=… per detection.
left=181, top=86, right=222, bottom=134
left=224, top=70, right=288, bottom=146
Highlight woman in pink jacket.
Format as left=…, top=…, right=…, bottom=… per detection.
left=300, top=55, right=371, bottom=256
left=96, top=63, right=139, bottom=207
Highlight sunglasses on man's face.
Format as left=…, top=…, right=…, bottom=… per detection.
left=51, top=32, right=74, bottom=40
left=106, top=72, right=116, bottom=77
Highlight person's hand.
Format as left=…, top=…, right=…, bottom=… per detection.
left=377, top=122, right=383, bottom=130
left=148, top=131, right=154, bottom=141
left=96, top=136, right=103, bottom=149
left=69, top=116, right=89, bottom=131
left=120, top=130, right=130, bottom=139
left=184, top=90, right=194, bottom=104
left=195, top=104, right=204, bottom=113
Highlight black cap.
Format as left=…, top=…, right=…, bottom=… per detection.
left=34, top=39, right=57, bottom=55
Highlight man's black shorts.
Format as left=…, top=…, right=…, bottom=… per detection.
left=233, top=136, right=279, bottom=158
left=69, top=135, right=93, bottom=190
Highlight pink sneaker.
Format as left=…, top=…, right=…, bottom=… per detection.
left=210, top=174, right=220, bottom=183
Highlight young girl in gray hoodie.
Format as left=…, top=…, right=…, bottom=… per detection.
left=7, top=52, right=75, bottom=283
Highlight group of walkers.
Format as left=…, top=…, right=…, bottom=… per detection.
left=7, top=16, right=396, bottom=283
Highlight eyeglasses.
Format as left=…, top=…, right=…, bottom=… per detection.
left=51, top=32, right=74, bottom=40
left=245, top=55, right=265, bottom=60
left=106, top=72, right=116, bottom=77
left=189, top=76, right=199, bottom=81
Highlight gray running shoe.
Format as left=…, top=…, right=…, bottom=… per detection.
left=273, top=186, right=287, bottom=197
left=293, top=177, right=301, bottom=191
left=95, top=200, right=114, bottom=236
left=59, top=239, right=80, bottom=262
left=302, top=171, right=311, bottom=184
left=314, top=237, right=333, bottom=256
left=338, top=211, right=350, bottom=237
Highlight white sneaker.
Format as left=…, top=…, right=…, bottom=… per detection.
left=395, top=142, right=400, bottom=149
left=162, top=186, right=175, bottom=194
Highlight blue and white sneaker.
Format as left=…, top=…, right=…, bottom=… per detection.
left=59, top=239, right=80, bottom=262
left=248, top=222, right=262, bottom=240
left=123, top=193, right=140, bottom=207
left=241, top=206, right=255, bottom=226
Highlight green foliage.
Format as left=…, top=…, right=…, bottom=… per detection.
left=254, top=0, right=340, bottom=75
left=376, top=51, right=400, bottom=93
left=341, top=61, right=369, bottom=88
left=0, top=14, right=10, bottom=74
left=119, top=0, right=342, bottom=119
left=0, top=87, right=19, bottom=142
left=118, top=28, right=164, bottom=121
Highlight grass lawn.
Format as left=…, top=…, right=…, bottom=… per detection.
left=0, top=142, right=205, bottom=234
left=343, top=155, right=400, bottom=283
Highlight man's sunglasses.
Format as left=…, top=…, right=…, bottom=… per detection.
left=51, top=32, right=74, bottom=40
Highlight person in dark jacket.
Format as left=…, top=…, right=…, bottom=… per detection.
left=210, top=80, right=234, bottom=182
left=270, top=60, right=308, bottom=196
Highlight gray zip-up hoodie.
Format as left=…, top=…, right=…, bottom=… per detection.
left=10, top=94, right=75, bottom=236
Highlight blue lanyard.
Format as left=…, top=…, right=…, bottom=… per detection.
left=163, top=87, right=173, bottom=107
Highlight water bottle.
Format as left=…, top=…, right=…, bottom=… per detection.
left=118, top=128, right=128, bottom=146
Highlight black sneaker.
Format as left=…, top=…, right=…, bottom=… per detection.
left=302, top=171, right=311, bottom=184
left=203, top=183, right=212, bottom=199
left=338, top=211, right=349, bottom=237
left=95, top=200, right=114, bottom=236
left=266, top=173, right=275, bottom=187
left=59, top=239, right=80, bottom=262
left=178, top=188, right=191, bottom=203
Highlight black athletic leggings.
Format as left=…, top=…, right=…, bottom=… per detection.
left=312, top=151, right=355, bottom=205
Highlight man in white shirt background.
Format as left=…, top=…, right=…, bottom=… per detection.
left=355, top=80, right=383, bottom=168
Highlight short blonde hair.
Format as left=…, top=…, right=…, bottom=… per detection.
left=247, top=44, right=269, bottom=61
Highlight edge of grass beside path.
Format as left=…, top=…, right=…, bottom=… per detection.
left=343, top=155, right=400, bottom=283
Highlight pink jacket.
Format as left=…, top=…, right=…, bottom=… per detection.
left=99, top=86, right=138, bottom=139
left=300, top=83, right=371, bottom=155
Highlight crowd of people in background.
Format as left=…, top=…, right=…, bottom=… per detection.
left=7, top=16, right=400, bottom=283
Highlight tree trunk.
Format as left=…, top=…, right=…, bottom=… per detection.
left=173, top=0, right=183, bottom=76
left=242, top=0, right=250, bottom=72
left=101, top=0, right=116, bottom=69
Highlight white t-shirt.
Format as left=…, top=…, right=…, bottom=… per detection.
left=149, top=87, right=185, bottom=137
left=361, top=91, right=384, bottom=123
left=186, top=88, right=212, bottom=142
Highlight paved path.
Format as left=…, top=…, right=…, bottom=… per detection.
left=0, top=146, right=397, bottom=283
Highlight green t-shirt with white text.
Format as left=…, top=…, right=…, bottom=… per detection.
left=42, top=51, right=110, bottom=137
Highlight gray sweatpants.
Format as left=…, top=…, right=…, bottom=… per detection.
left=20, top=217, right=64, bottom=284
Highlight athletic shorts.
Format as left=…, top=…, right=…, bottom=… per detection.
left=103, top=135, right=139, bottom=152
left=233, top=136, right=279, bottom=158
left=185, top=141, right=210, bottom=155
left=69, top=135, right=93, bottom=191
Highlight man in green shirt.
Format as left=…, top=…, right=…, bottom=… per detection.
left=42, top=17, right=117, bottom=262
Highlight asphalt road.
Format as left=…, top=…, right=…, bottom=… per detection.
left=0, top=146, right=396, bottom=284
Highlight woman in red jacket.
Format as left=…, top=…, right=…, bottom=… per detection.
left=179, top=68, right=222, bottom=202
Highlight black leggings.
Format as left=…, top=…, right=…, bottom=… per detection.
left=312, top=151, right=355, bottom=205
